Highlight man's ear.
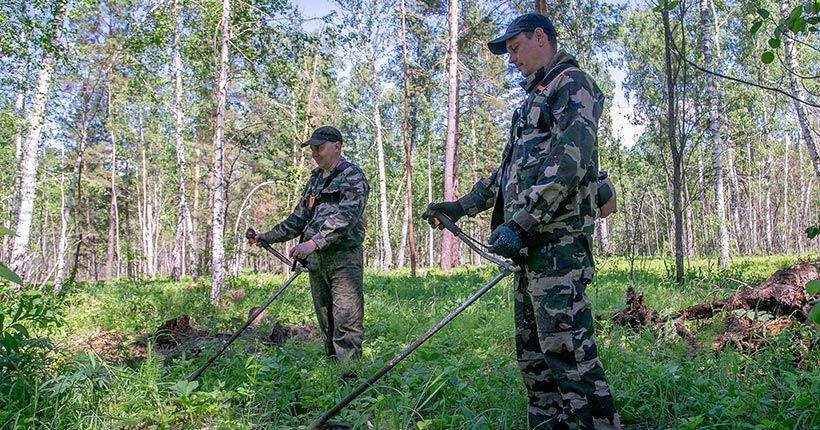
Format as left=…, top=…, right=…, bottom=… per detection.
left=534, top=27, right=545, bottom=43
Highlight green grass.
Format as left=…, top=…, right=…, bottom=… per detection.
left=1, top=256, right=818, bottom=429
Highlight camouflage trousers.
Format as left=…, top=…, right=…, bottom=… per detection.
left=306, top=246, right=364, bottom=364
left=514, top=234, right=621, bottom=430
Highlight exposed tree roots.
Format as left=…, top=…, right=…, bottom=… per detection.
left=611, top=260, right=819, bottom=354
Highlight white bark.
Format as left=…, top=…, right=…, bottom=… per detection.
left=6, top=2, right=29, bottom=261
left=764, top=150, right=774, bottom=253
left=373, top=94, right=393, bottom=270
left=210, top=0, right=230, bottom=304
left=782, top=136, right=789, bottom=252
left=104, top=80, right=121, bottom=282
left=781, top=0, right=820, bottom=183
left=171, top=0, right=198, bottom=281
left=230, top=180, right=276, bottom=275
left=699, top=0, right=729, bottom=267
left=54, top=151, right=67, bottom=293
left=747, top=137, right=757, bottom=254
left=9, top=0, right=66, bottom=278
left=726, top=145, right=742, bottom=252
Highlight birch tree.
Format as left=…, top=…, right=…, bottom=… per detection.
left=699, top=0, right=729, bottom=268
left=780, top=0, right=820, bottom=183
left=103, top=80, right=121, bottom=282
left=170, top=0, right=198, bottom=281
left=210, top=0, right=230, bottom=304
left=9, top=0, right=67, bottom=278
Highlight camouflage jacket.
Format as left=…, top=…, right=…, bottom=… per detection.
left=258, top=159, right=369, bottom=251
left=459, top=51, right=603, bottom=242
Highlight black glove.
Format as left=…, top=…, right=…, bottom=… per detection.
left=253, top=231, right=275, bottom=245
left=488, top=222, right=525, bottom=259
left=422, top=201, right=466, bottom=229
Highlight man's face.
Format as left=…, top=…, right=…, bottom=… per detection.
left=505, top=30, right=553, bottom=77
left=311, top=140, right=341, bottom=170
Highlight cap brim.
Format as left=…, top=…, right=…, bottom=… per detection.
left=488, top=32, right=515, bottom=55
left=301, top=138, right=325, bottom=148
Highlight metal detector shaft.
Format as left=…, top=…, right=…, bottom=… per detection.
left=188, top=234, right=304, bottom=382
left=188, top=270, right=302, bottom=381
left=307, top=268, right=512, bottom=430
left=431, top=211, right=518, bottom=273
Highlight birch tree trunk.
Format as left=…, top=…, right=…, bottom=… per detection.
left=103, top=79, right=121, bottom=282
left=373, top=93, right=393, bottom=271
left=441, top=0, right=460, bottom=271
left=139, top=134, right=156, bottom=277
left=6, top=18, right=28, bottom=261
left=781, top=0, right=820, bottom=183
left=747, top=137, right=757, bottom=254
left=210, top=0, right=230, bottom=304
left=171, top=0, right=198, bottom=281
left=699, top=0, right=729, bottom=267
left=764, top=149, right=774, bottom=253
left=9, top=0, right=66, bottom=278
left=782, top=136, right=789, bottom=253
left=427, top=137, right=434, bottom=268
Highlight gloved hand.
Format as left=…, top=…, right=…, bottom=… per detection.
left=422, top=201, right=466, bottom=229
left=488, top=222, right=525, bottom=260
left=248, top=230, right=273, bottom=246
left=290, top=240, right=317, bottom=260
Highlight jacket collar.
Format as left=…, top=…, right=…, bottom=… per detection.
left=518, top=51, right=579, bottom=93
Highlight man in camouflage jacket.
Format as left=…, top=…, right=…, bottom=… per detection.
left=426, top=14, right=621, bottom=430
left=251, top=126, right=369, bottom=364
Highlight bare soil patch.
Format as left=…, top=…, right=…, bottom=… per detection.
left=71, top=315, right=321, bottom=365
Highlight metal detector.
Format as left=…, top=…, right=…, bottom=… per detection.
left=188, top=228, right=305, bottom=381
left=306, top=212, right=519, bottom=429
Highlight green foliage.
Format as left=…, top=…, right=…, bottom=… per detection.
left=806, top=226, right=820, bottom=239
left=749, top=1, right=820, bottom=65
left=0, top=227, right=22, bottom=287
left=0, top=286, right=65, bottom=425
left=807, top=279, right=820, bottom=326
left=2, top=257, right=816, bottom=429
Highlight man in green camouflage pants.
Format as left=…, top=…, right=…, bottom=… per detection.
left=250, top=126, right=369, bottom=365
left=426, top=14, right=621, bottom=430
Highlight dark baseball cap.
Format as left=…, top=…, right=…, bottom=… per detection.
left=302, top=125, right=343, bottom=147
left=487, top=13, right=558, bottom=55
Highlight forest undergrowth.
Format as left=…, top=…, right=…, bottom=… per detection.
left=1, top=256, right=818, bottom=429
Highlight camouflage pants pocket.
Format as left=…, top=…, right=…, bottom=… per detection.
left=533, top=293, right=575, bottom=333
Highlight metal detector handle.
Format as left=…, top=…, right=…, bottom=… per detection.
left=429, top=211, right=519, bottom=273
left=429, top=209, right=462, bottom=235
left=246, top=228, right=305, bottom=272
